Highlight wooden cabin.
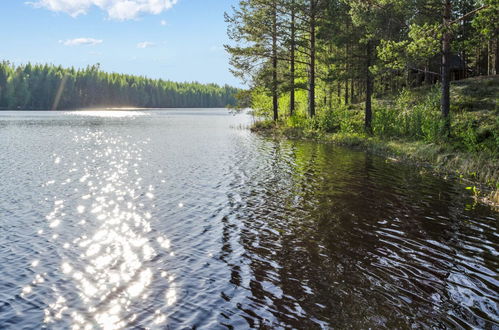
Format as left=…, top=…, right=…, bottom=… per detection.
left=408, top=54, right=469, bottom=86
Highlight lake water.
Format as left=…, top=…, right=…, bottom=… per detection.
left=0, top=109, right=497, bottom=329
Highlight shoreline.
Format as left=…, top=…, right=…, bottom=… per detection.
left=0, top=107, right=230, bottom=111
left=252, top=122, right=499, bottom=210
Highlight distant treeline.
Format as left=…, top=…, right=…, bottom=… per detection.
left=0, top=62, right=239, bottom=109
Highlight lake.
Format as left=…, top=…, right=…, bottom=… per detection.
left=0, top=109, right=497, bottom=328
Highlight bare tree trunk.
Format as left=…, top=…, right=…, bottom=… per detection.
left=495, top=37, right=499, bottom=75
left=308, top=0, right=316, bottom=117
left=329, top=85, right=333, bottom=109
left=290, top=2, right=296, bottom=116
left=462, top=15, right=467, bottom=79
left=487, top=39, right=491, bottom=75
left=424, top=61, right=431, bottom=85
left=365, top=40, right=373, bottom=133
left=462, top=50, right=467, bottom=79
left=476, top=47, right=481, bottom=76
left=272, top=2, right=278, bottom=121
left=350, top=76, right=354, bottom=104
left=345, top=80, right=349, bottom=104
left=345, top=21, right=350, bottom=105
left=441, top=0, right=451, bottom=135
left=345, top=40, right=349, bottom=104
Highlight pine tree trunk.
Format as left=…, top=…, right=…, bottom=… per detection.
left=495, top=37, right=499, bottom=75
left=424, top=61, right=431, bottom=85
left=350, top=77, right=354, bottom=104
left=487, top=40, right=491, bottom=75
left=441, top=0, right=451, bottom=135
left=476, top=47, right=481, bottom=76
left=329, top=85, right=333, bottom=109
left=290, top=5, right=296, bottom=116
left=462, top=50, right=467, bottom=79
left=272, top=3, right=278, bottom=121
left=345, top=41, right=349, bottom=105
left=308, top=0, right=316, bottom=117
left=365, top=40, right=373, bottom=133
left=345, top=80, right=349, bottom=105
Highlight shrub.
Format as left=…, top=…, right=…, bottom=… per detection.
left=374, top=85, right=445, bottom=142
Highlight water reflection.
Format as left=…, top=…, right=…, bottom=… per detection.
left=222, top=140, right=498, bottom=328
left=65, top=111, right=149, bottom=118
left=0, top=110, right=497, bottom=329
left=28, top=128, right=175, bottom=329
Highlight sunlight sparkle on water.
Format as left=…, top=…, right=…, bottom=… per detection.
left=49, top=219, right=61, bottom=228
left=166, top=287, right=177, bottom=306
left=22, top=286, right=32, bottom=295
left=26, top=130, right=178, bottom=329
left=61, top=262, right=72, bottom=274
left=65, top=111, right=149, bottom=118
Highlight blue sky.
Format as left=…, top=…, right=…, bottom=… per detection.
left=0, top=0, right=241, bottom=87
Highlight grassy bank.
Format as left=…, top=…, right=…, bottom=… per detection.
left=251, top=76, right=499, bottom=208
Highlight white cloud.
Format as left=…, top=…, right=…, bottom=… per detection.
left=60, top=38, right=103, bottom=46
left=137, top=41, right=156, bottom=48
left=28, top=0, right=178, bottom=20
left=160, top=19, right=167, bottom=26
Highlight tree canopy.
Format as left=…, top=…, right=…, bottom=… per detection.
left=0, top=62, right=240, bottom=110
left=226, top=0, right=498, bottom=132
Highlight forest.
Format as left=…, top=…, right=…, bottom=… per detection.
left=225, top=0, right=497, bottom=131
left=0, top=62, right=239, bottom=110
left=225, top=0, right=498, bottom=199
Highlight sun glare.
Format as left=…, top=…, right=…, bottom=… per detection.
left=25, top=129, right=176, bottom=329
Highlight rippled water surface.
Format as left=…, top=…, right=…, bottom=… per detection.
left=0, top=109, right=497, bottom=329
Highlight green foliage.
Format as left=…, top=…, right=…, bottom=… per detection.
left=231, top=0, right=498, bottom=160
left=233, top=90, right=252, bottom=109
left=377, top=80, right=497, bottom=154
left=257, top=77, right=498, bottom=158
left=314, top=108, right=338, bottom=132
left=372, top=87, right=442, bottom=142
left=285, top=114, right=309, bottom=128
left=371, top=104, right=400, bottom=136
left=251, top=87, right=274, bottom=118
left=472, top=0, right=499, bottom=39
left=279, top=105, right=363, bottom=136
left=451, top=111, right=499, bottom=153
left=0, top=61, right=239, bottom=110
left=393, top=86, right=443, bottom=142
left=462, top=121, right=480, bottom=152
left=406, top=23, right=442, bottom=61
left=251, top=119, right=276, bottom=131
left=332, top=107, right=364, bottom=134
left=466, top=185, right=480, bottom=198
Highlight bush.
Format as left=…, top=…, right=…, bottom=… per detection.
left=452, top=114, right=499, bottom=154
left=315, top=108, right=338, bottom=133
left=250, top=119, right=275, bottom=132
left=372, top=105, right=399, bottom=136
left=371, top=86, right=444, bottom=142
left=286, top=114, right=309, bottom=128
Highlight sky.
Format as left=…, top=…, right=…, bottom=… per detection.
left=0, top=0, right=241, bottom=87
